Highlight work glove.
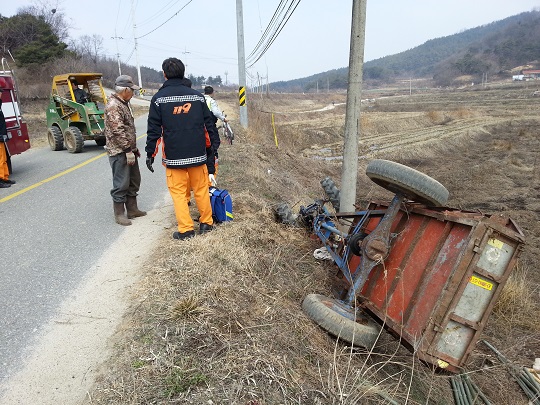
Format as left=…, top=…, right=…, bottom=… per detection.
left=133, top=148, right=141, bottom=158
left=126, top=151, right=136, bottom=166
left=146, top=156, right=154, bottom=173
left=209, top=174, right=217, bottom=187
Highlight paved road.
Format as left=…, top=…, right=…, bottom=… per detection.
left=0, top=114, right=167, bottom=385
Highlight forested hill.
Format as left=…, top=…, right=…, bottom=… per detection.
left=270, top=10, right=540, bottom=92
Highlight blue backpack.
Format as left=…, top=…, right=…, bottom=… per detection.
left=209, top=187, right=233, bottom=223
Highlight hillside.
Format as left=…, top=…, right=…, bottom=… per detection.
left=270, top=10, right=540, bottom=92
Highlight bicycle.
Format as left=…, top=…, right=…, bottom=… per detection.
left=218, top=113, right=234, bottom=145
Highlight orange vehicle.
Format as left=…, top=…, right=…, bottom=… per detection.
left=1, top=58, right=31, bottom=172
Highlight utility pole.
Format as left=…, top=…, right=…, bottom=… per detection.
left=224, top=71, right=228, bottom=86
left=340, top=0, right=367, bottom=213
left=112, top=32, right=123, bottom=76
left=236, top=0, right=248, bottom=128
left=130, top=0, right=143, bottom=89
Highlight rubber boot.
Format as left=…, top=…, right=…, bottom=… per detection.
left=126, top=196, right=147, bottom=219
left=114, top=201, right=132, bottom=226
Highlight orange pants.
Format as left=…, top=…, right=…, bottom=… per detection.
left=185, top=160, right=218, bottom=200
left=166, top=164, right=213, bottom=233
left=0, top=143, right=9, bottom=181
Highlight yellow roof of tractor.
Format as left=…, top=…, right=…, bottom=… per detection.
left=51, top=73, right=107, bottom=104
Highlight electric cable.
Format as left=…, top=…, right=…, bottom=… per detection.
left=247, top=0, right=286, bottom=61
left=136, top=0, right=194, bottom=40
left=246, top=0, right=302, bottom=68
left=137, top=0, right=184, bottom=27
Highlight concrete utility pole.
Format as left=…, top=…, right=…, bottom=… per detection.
left=112, top=32, right=123, bottom=76
left=340, top=0, right=367, bottom=213
left=236, top=0, right=248, bottom=128
left=130, top=0, right=143, bottom=89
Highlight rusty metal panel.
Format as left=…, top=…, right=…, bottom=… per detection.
left=403, top=222, right=471, bottom=338
left=349, top=201, right=525, bottom=372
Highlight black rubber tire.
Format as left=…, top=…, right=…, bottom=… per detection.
left=366, top=159, right=449, bottom=207
left=274, top=202, right=297, bottom=225
left=64, top=126, right=84, bottom=153
left=320, top=177, right=340, bottom=211
left=348, top=232, right=367, bottom=256
left=47, top=126, right=64, bottom=151
left=302, top=294, right=380, bottom=349
left=95, top=138, right=106, bottom=147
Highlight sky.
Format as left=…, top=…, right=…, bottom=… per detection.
left=3, top=0, right=540, bottom=87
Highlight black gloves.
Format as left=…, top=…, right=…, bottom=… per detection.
left=146, top=156, right=154, bottom=173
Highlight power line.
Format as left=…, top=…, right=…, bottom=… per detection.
left=249, top=0, right=301, bottom=65
left=137, top=0, right=184, bottom=27
left=246, top=0, right=302, bottom=68
left=247, top=0, right=286, bottom=61
left=136, top=0, right=194, bottom=40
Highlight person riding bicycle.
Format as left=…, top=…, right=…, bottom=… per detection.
left=203, top=86, right=227, bottom=126
left=203, top=86, right=229, bottom=176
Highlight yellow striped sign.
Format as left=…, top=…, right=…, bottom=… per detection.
left=239, top=86, right=246, bottom=106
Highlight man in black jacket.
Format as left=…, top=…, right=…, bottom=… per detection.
left=145, top=57, right=220, bottom=240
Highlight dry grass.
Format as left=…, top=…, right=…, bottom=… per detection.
left=493, top=264, right=540, bottom=331
left=85, top=89, right=540, bottom=404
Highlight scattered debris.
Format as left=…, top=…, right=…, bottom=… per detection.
left=481, top=340, right=540, bottom=405
left=450, top=374, right=493, bottom=405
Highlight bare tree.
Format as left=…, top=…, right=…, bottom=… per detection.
left=70, top=34, right=103, bottom=65
left=18, top=0, right=71, bottom=42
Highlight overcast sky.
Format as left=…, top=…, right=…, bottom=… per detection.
left=4, top=0, right=540, bottom=86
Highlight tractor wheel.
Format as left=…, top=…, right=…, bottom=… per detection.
left=274, top=202, right=297, bottom=226
left=95, top=138, right=106, bottom=147
left=47, top=126, right=64, bottom=151
left=302, top=294, right=380, bottom=349
left=366, top=159, right=449, bottom=207
left=64, top=126, right=84, bottom=153
left=320, top=177, right=340, bottom=211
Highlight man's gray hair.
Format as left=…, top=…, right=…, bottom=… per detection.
left=115, top=85, right=130, bottom=93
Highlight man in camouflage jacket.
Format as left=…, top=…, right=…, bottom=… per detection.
left=104, top=75, right=146, bottom=226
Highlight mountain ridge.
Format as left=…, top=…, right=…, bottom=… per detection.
left=269, top=10, right=540, bottom=92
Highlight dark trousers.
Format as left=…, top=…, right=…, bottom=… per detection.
left=109, top=153, right=141, bottom=202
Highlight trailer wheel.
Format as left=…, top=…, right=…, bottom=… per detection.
left=366, top=159, right=449, bottom=206
left=47, top=126, right=64, bottom=151
left=302, top=294, right=380, bottom=349
left=95, top=138, right=106, bottom=147
left=320, top=177, right=341, bottom=211
left=64, top=126, right=84, bottom=153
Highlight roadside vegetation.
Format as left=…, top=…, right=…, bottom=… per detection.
left=85, top=86, right=539, bottom=404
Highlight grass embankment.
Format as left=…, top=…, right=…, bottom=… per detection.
left=86, top=90, right=539, bottom=404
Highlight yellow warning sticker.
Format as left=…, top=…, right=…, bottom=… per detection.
left=488, top=238, right=504, bottom=249
left=437, top=359, right=449, bottom=368
left=470, top=275, right=493, bottom=291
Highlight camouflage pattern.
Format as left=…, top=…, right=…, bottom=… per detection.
left=104, top=93, right=137, bottom=156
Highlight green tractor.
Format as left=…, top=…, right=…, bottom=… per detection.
left=46, top=73, right=108, bottom=153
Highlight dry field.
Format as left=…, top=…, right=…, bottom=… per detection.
left=81, top=83, right=539, bottom=404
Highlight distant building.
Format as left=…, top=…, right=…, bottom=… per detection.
left=521, top=69, right=540, bottom=79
